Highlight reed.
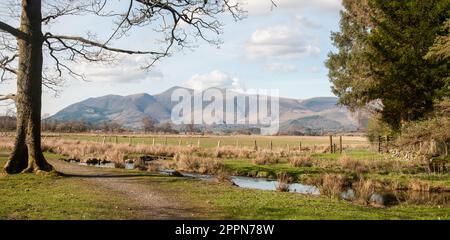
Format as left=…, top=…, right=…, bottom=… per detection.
left=288, top=155, right=313, bottom=167
left=276, top=172, right=292, bottom=192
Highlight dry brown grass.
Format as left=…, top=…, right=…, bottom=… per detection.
left=276, top=172, right=292, bottom=192
left=38, top=138, right=201, bottom=163
left=408, top=180, right=431, bottom=192
left=0, top=137, right=13, bottom=151
left=337, top=155, right=369, bottom=174
left=114, top=162, right=125, bottom=169
left=252, top=151, right=280, bottom=165
left=146, top=163, right=159, bottom=173
left=173, top=154, right=224, bottom=174
left=213, top=146, right=251, bottom=159
left=319, top=174, right=349, bottom=198
left=133, top=158, right=147, bottom=171
left=353, top=178, right=382, bottom=203
left=288, top=155, right=313, bottom=167
left=330, top=154, right=415, bottom=175
left=0, top=136, right=427, bottom=179
left=237, top=148, right=255, bottom=158
left=215, top=170, right=234, bottom=184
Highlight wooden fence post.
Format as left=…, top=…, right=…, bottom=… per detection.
left=254, top=140, right=258, bottom=151
left=197, top=139, right=200, bottom=148
left=270, top=140, right=273, bottom=151
left=445, top=141, right=448, bottom=156
left=329, top=135, right=333, bottom=154
left=298, top=141, right=302, bottom=152
left=339, top=136, right=343, bottom=154
left=385, top=136, right=389, bottom=153
left=378, top=136, right=382, bottom=153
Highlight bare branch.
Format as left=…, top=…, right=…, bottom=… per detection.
left=0, top=94, right=16, bottom=101
left=100, top=0, right=134, bottom=49
left=1, top=0, right=247, bottom=89
left=271, top=0, right=278, bottom=8
left=0, top=21, right=28, bottom=40
left=45, top=33, right=165, bottom=55
left=0, top=54, right=18, bottom=74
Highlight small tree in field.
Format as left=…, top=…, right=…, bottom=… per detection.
left=0, top=0, right=245, bottom=174
left=142, top=116, right=156, bottom=133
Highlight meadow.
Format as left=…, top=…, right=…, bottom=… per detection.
left=39, top=133, right=369, bottom=149
left=0, top=133, right=449, bottom=219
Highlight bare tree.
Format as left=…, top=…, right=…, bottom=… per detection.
left=0, top=0, right=245, bottom=174
left=142, top=116, right=156, bottom=133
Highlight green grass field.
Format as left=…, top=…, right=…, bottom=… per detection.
left=1, top=152, right=450, bottom=220
left=0, top=153, right=143, bottom=220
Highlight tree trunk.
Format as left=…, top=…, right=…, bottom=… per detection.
left=3, top=0, right=53, bottom=174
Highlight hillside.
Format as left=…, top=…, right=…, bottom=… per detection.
left=49, top=87, right=363, bottom=133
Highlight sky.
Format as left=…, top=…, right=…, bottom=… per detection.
left=0, top=0, right=343, bottom=116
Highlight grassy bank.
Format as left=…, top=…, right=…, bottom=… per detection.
left=161, top=178, right=450, bottom=220
left=1, top=152, right=450, bottom=220
left=161, top=148, right=450, bottom=192
left=222, top=152, right=450, bottom=191
left=0, top=153, right=145, bottom=219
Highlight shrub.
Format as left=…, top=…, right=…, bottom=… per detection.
left=174, top=154, right=224, bottom=174
left=147, top=164, right=159, bottom=173
left=252, top=152, right=280, bottom=165
left=134, top=160, right=147, bottom=171
left=276, top=172, right=292, bottom=192
left=366, top=115, right=393, bottom=143
left=114, top=162, right=125, bottom=169
left=353, top=178, right=381, bottom=203
left=337, top=155, right=369, bottom=174
left=319, top=174, right=349, bottom=198
left=215, top=170, right=233, bottom=184
left=288, top=155, right=313, bottom=167
left=408, top=180, right=431, bottom=192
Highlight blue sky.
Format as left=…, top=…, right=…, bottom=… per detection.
left=1, top=0, right=343, bottom=116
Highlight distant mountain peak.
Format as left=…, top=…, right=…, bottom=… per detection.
left=49, top=86, right=363, bottom=133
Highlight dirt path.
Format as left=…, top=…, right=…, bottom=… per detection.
left=50, top=159, right=212, bottom=219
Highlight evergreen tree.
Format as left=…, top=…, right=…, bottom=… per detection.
left=327, top=0, right=449, bottom=130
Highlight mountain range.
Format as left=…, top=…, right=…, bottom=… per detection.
left=49, top=87, right=365, bottom=134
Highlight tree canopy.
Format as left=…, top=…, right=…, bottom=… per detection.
left=0, top=0, right=246, bottom=174
left=327, top=0, right=450, bottom=130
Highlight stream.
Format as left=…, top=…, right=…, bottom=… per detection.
left=73, top=160, right=449, bottom=207
left=160, top=170, right=320, bottom=195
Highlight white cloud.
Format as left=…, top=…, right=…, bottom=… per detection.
left=265, top=63, right=297, bottom=73
left=294, top=15, right=323, bottom=29
left=185, top=70, right=246, bottom=92
left=245, top=25, right=321, bottom=60
left=74, top=55, right=163, bottom=84
left=240, top=0, right=342, bottom=15
left=309, top=67, right=321, bottom=73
